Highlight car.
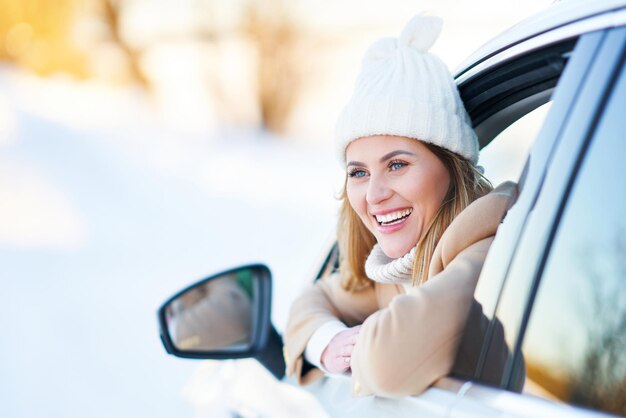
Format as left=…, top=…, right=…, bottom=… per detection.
left=157, top=1, right=626, bottom=417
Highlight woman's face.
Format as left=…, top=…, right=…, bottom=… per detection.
left=345, top=135, right=451, bottom=258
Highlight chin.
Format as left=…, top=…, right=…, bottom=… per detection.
left=379, top=242, right=413, bottom=259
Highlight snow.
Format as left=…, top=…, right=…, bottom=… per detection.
left=0, top=66, right=335, bottom=418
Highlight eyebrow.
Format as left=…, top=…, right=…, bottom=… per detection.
left=379, top=150, right=416, bottom=162
left=346, top=160, right=364, bottom=167
left=346, top=150, right=416, bottom=167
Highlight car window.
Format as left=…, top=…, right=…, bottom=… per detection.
left=468, top=29, right=626, bottom=397
left=515, top=59, right=626, bottom=416
left=449, top=101, right=553, bottom=385
left=479, top=102, right=551, bottom=187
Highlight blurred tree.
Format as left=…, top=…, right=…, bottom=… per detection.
left=92, top=0, right=311, bottom=134
left=98, top=0, right=148, bottom=86
left=0, top=0, right=88, bottom=77
left=0, top=0, right=317, bottom=135
left=241, top=0, right=308, bottom=134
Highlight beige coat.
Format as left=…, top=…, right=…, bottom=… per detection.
left=284, top=181, right=519, bottom=398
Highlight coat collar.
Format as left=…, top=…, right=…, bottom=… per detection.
left=428, top=181, right=519, bottom=276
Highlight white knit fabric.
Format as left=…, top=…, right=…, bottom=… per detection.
left=335, top=14, right=479, bottom=164
left=365, top=244, right=416, bottom=284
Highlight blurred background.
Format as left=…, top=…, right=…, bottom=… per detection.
left=0, top=1, right=552, bottom=417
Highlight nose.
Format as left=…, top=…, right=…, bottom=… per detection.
left=366, top=173, right=393, bottom=206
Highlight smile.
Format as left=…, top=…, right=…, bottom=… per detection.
left=374, top=208, right=413, bottom=226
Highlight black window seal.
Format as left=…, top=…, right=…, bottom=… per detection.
left=459, top=39, right=577, bottom=149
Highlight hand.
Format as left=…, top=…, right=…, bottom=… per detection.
left=321, top=325, right=361, bottom=374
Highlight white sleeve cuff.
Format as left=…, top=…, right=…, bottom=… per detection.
left=304, top=320, right=348, bottom=373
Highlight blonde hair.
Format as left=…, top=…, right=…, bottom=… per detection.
left=337, top=142, right=492, bottom=291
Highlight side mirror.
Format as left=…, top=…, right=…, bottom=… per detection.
left=157, top=264, right=285, bottom=378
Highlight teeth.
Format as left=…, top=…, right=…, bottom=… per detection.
left=375, top=209, right=412, bottom=224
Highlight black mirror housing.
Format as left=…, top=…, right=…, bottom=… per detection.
left=158, top=264, right=272, bottom=360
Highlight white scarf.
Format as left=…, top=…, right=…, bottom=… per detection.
left=365, top=244, right=416, bottom=284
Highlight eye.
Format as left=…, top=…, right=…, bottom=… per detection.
left=389, top=160, right=407, bottom=171
left=348, top=168, right=367, bottom=178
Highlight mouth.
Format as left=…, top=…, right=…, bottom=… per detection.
left=374, top=208, right=413, bottom=226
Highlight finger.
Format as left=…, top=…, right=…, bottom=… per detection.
left=337, top=332, right=358, bottom=346
left=337, top=328, right=360, bottom=343
left=328, top=357, right=350, bottom=374
left=336, top=328, right=356, bottom=339
left=333, top=336, right=353, bottom=348
left=349, top=327, right=361, bottom=336
left=340, top=344, right=354, bottom=356
left=347, top=333, right=359, bottom=345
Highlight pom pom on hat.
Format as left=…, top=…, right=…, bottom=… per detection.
left=400, top=15, right=442, bottom=52
left=335, top=14, right=479, bottom=165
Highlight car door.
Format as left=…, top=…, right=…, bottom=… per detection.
left=448, top=25, right=626, bottom=418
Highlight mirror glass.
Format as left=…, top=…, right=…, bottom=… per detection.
left=164, top=267, right=257, bottom=352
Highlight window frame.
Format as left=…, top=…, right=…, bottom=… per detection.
left=446, top=25, right=626, bottom=418
left=499, top=25, right=626, bottom=391
left=448, top=31, right=606, bottom=383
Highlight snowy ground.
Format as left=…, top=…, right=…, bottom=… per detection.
left=0, top=67, right=340, bottom=418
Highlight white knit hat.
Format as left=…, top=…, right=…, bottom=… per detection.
left=335, top=15, right=479, bottom=165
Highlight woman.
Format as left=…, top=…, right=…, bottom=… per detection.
left=283, top=15, right=518, bottom=398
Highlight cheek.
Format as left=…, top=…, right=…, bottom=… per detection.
left=423, top=169, right=451, bottom=212
left=433, top=167, right=451, bottom=203
left=346, top=184, right=368, bottom=221
left=405, top=166, right=450, bottom=211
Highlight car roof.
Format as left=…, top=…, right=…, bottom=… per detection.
left=454, top=0, right=626, bottom=81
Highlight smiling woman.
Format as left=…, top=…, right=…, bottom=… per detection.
left=283, top=14, right=518, bottom=397
left=345, top=136, right=451, bottom=259
left=345, top=136, right=492, bottom=287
